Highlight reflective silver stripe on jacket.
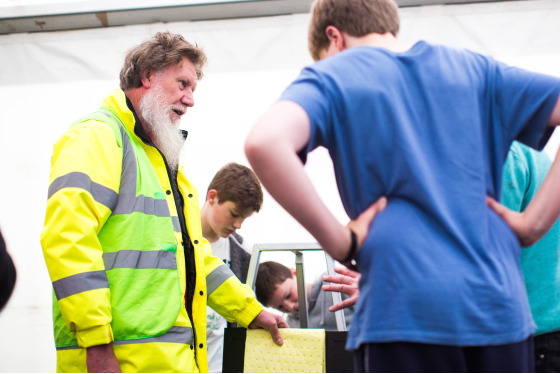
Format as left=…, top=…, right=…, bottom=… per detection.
left=56, top=326, right=194, bottom=350
left=112, top=195, right=170, bottom=216
left=52, top=270, right=109, bottom=300
left=47, top=111, right=174, bottom=221
left=50, top=111, right=179, bottom=300
left=103, top=250, right=177, bottom=270
left=48, top=172, right=118, bottom=211
left=113, top=326, right=194, bottom=345
left=206, top=265, right=235, bottom=296
left=171, top=216, right=181, bottom=232
left=98, top=110, right=174, bottom=220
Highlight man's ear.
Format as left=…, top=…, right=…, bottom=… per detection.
left=140, top=68, right=154, bottom=88
left=207, top=189, right=219, bottom=204
left=325, top=25, right=346, bottom=51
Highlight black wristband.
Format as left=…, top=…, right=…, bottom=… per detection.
left=341, top=229, right=358, bottom=264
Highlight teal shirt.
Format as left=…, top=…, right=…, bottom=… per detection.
left=501, top=141, right=560, bottom=336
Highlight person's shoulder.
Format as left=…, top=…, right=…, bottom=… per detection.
left=414, top=41, right=494, bottom=70
left=60, top=107, right=120, bottom=140
left=510, top=141, right=551, bottom=169
left=68, top=118, right=116, bottom=136
left=54, top=116, right=119, bottom=152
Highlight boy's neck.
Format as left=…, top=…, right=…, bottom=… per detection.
left=345, top=32, right=408, bottom=53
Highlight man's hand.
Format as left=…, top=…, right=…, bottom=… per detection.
left=486, top=196, right=542, bottom=247
left=248, top=310, right=289, bottom=346
left=322, top=267, right=360, bottom=312
left=86, top=344, right=121, bottom=373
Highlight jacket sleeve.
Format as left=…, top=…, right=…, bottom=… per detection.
left=40, top=121, right=122, bottom=347
left=203, top=239, right=262, bottom=327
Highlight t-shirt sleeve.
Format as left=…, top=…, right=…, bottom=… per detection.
left=501, top=143, right=529, bottom=212
left=493, top=61, right=560, bottom=150
left=280, top=67, right=332, bottom=164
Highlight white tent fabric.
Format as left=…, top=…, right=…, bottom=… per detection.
left=1, top=0, right=559, bottom=371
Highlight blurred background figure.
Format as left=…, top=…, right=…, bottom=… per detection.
left=0, top=229, right=16, bottom=312
left=501, top=141, right=560, bottom=373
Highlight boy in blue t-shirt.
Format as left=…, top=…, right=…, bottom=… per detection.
left=245, top=0, right=560, bottom=371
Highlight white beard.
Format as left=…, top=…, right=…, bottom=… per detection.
left=139, top=84, right=185, bottom=172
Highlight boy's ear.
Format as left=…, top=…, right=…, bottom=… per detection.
left=290, top=268, right=297, bottom=277
left=207, top=189, right=219, bottom=204
left=325, top=25, right=346, bottom=52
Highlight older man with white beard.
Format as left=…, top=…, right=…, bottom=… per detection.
left=40, top=31, right=287, bottom=373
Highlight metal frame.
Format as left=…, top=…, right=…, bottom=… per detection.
left=246, top=242, right=346, bottom=331
left=1, top=0, right=522, bottom=35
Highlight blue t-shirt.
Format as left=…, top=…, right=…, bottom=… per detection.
left=280, top=41, right=560, bottom=348
left=502, top=142, right=560, bottom=336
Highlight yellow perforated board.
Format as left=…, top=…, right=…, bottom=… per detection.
left=243, top=329, right=326, bottom=373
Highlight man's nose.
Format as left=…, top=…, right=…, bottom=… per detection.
left=182, top=90, right=194, bottom=107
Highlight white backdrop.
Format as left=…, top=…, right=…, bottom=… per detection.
left=1, top=0, right=560, bottom=371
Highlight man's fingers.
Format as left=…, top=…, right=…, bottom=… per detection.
left=279, top=319, right=290, bottom=329
left=276, top=314, right=289, bottom=329
left=249, top=311, right=286, bottom=346
left=269, top=318, right=283, bottom=346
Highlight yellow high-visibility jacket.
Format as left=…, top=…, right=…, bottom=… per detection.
left=40, top=89, right=262, bottom=373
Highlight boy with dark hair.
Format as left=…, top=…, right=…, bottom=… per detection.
left=255, top=261, right=354, bottom=330
left=245, top=0, right=560, bottom=371
left=255, top=261, right=293, bottom=308
left=201, top=162, right=264, bottom=372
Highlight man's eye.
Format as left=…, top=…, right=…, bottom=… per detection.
left=179, top=80, right=187, bottom=88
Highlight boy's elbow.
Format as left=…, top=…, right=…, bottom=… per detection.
left=245, top=124, right=275, bottom=162
left=244, top=131, right=262, bottom=163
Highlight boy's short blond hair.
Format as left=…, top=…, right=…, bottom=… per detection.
left=308, top=0, right=400, bottom=61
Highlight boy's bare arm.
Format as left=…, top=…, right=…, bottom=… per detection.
left=245, top=100, right=385, bottom=262
left=488, top=94, right=560, bottom=245
left=547, top=95, right=560, bottom=127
